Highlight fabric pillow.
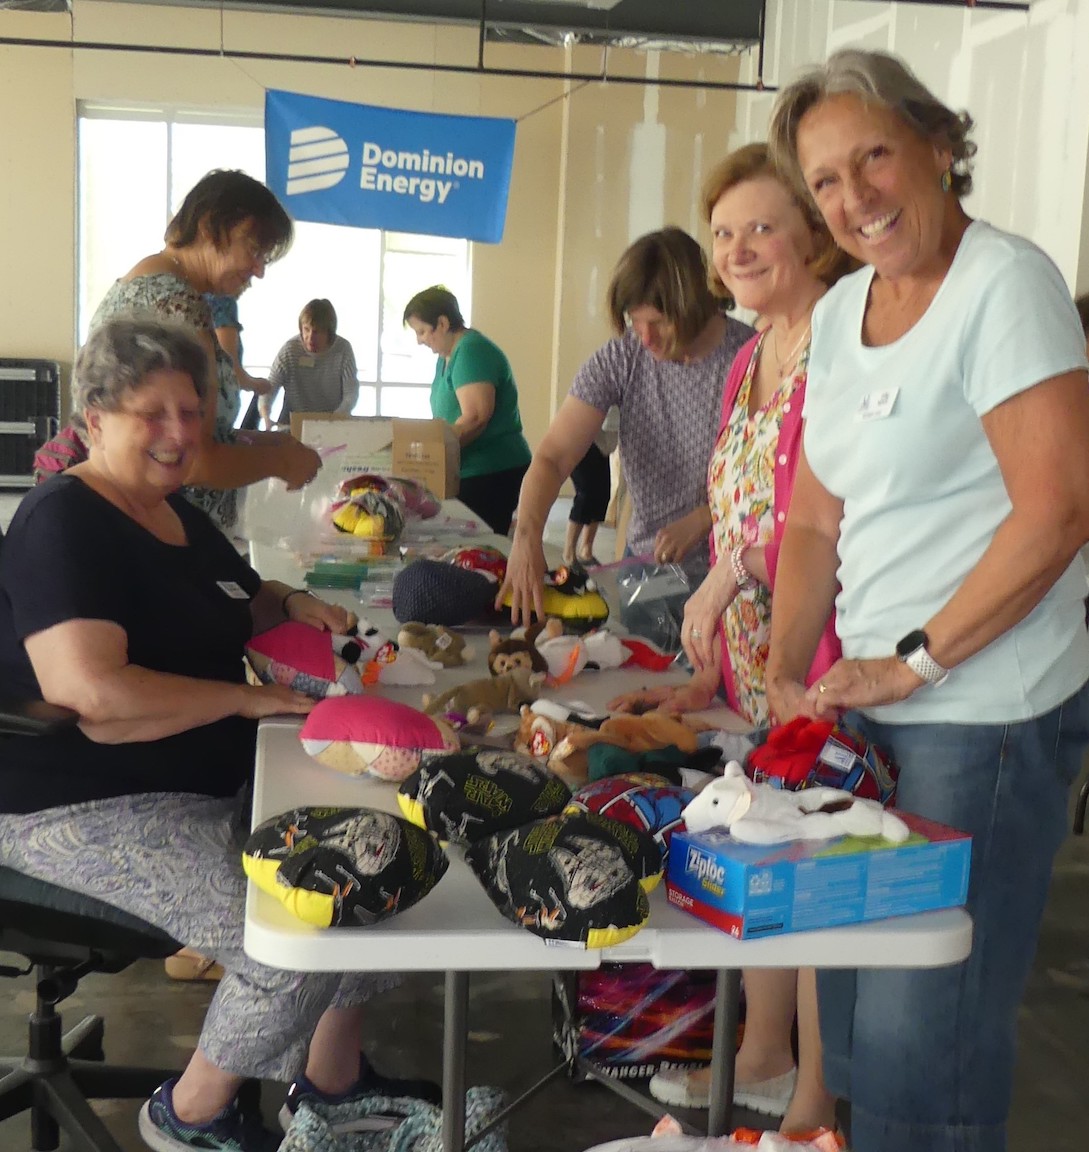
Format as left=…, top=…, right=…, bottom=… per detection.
left=397, top=747, right=571, bottom=845
left=242, top=806, right=448, bottom=927
left=565, top=773, right=696, bottom=865
left=501, top=564, right=609, bottom=633
left=246, top=620, right=363, bottom=698
left=393, top=559, right=499, bottom=626
left=465, top=811, right=663, bottom=948
left=300, top=696, right=459, bottom=782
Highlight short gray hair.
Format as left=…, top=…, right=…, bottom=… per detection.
left=769, top=49, right=976, bottom=201
left=72, top=315, right=208, bottom=424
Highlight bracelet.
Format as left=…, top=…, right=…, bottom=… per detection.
left=281, top=588, right=313, bottom=617
left=730, top=544, right=757, bottom=592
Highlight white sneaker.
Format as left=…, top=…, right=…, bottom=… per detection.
left=647, top=1065, right=797, bottom=1116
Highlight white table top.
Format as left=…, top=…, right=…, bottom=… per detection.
left=246, top=720, right=972, bottom=974
left=244, top=520, right=972, bottom=977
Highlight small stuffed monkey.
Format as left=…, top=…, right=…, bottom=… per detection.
left=682, top=762, right=911, bottom=845
left=487, top=619, right=562, bottom=677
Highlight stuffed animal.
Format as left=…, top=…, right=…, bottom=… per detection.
left=682, top=762, right=911, bottom=846
left=500, top=564, right=609, bottom=633
left=493, top=621, right=628, bottom=684
left=330, top=482, right=405, bottom=545
left=398, top=622, right=473, bottom=668
left=340, top=618, right=437, bottom=687
left=422, top=667, right=546, bottom=727
left=515, top=700, right=709, bottom=788
left=486, top=619, right=560, bottom=677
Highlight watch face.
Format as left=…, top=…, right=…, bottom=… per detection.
left=896, top=629, right=929, bottom=659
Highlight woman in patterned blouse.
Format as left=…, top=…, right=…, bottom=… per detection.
left=612, top=144, right=852, bottom=1133
left=88, top=169, right=321, bottom=530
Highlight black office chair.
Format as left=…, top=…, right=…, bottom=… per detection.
left=0, top=520, right=184, bottom=1150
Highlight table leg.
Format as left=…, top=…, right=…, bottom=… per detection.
left=442, top=970, right=469, bottom=1152
left=707, top=968, right=741, bottom=1137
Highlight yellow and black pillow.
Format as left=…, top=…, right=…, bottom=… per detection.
left=465, top=811, right=662, bottom=948
left=397, top=747, right=571, bottom=846
left=243, top=806, right=448, bottom=928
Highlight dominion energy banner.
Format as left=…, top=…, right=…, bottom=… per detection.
left=264, top=89, right=517, bottom=243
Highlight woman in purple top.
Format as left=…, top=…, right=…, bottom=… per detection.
left=500, top=227, right=753, bottom=623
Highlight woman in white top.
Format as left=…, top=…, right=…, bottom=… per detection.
left=766, top=48, right=1089, bottom=1152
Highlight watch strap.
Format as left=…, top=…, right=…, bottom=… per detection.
left=903, top=644, right=949, bottom=686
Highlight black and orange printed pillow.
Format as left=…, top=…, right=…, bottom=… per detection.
left=242, top=806, right=448, bottom=928
left=397, top=747, right=571, bottom=845
left=464, top=811, right=662, bottom=948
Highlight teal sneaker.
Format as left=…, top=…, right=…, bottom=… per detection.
left=139, top=1078, right=281, bottom=1152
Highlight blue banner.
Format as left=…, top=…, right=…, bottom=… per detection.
left=265, top=89, right=516, bottom=244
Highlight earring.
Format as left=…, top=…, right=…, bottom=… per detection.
left=940, top=168, right=953, bottom=193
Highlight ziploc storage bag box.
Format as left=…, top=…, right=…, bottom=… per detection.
left=666, top=812, right=970, bottom=939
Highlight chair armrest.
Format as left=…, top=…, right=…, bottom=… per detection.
left=0, top=698, right=79, bottom=737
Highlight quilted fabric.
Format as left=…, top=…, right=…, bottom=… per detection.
left=300, top=696, right=459, bottom=782
left=246, top=621, right=362, bottom=698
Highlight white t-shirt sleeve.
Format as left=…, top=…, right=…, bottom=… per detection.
left=960, top=242, right=1088, bottom=416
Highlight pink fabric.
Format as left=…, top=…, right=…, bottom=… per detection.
left=301, top=695, right=453, bottom=749
left=710, top=333, right=841, bottom=717
left=247, top=621, right=335, bottom=681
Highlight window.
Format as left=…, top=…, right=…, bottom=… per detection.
left=77, top=106, right=472, bottom=420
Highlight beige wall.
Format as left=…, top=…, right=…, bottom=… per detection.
left=0, top=2, right=741, bottom=443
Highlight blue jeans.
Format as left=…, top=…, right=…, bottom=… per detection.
left=819, top=680, right=1089, bottom=1152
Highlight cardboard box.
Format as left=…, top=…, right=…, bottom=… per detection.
left=666, top=812, right=971, bottom=939
left=392, top=418, right=460, bottom=499
left=293, top=415, right=394, bottom=477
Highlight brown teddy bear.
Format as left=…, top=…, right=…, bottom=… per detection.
left=397, top=622, right=473, bottom=668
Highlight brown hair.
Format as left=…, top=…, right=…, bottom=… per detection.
left=299, top=298, right=338, bottom=340
left=606, top=227, right=719, bottom=356
left=768, top=49, right=977, bottom=204
left=403, top=286, right=466, bottom=331
left=701, top=143, right=855, bottom=292
left=164, top=169, right=293, bottom=263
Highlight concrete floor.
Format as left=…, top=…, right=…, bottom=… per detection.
left=3, top=490, right=1089, bottom=1150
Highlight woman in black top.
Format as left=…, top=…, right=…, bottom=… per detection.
left=0, top=318, right=421, bottom=1152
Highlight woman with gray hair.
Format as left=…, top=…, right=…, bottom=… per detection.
left=764, top=49, right=1089, bottom=1152
left=0, top=317, right=432, bottom=1152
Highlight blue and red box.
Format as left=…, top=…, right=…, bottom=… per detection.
left=666, top=812, right=971, bottom=939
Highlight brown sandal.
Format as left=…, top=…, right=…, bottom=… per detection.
left=163, top=948, right=224, bottom=982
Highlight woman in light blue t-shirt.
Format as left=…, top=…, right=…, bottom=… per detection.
left=766, top=50, right=1089, bottom=1152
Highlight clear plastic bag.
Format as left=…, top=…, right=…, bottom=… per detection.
left=616, top=556, right=692, bottom=653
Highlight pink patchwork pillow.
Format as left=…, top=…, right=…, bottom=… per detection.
left=300, top=696, right=459, bottom=782
left=246, top=621, right=362, bottom=698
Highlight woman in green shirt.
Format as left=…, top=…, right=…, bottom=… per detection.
left=404, top=286, right=531, bottom=534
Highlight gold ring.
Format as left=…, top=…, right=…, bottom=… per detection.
left=818, top=682, right=828, bottom=695
left=690, top=627, right=701, bottom=639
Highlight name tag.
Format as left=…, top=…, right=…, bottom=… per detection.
left=856, top=387, right=899, bottom=422
left=297, top=355, right=316, bottom=368
left=217, top=580, right=250, bottom=600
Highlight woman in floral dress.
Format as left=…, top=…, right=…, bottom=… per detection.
left=89, top=169, right=321, bottom=531
left=611, top=143, right=850, bottom=1132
